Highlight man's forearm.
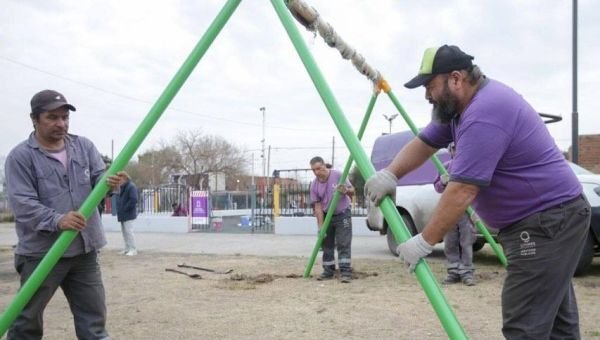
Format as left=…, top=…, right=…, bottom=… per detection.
left=314, top=203, right=324, bottom=227
left=11, top=197, right=63, bottom=232
left=421, top=181, right=478, bottom=245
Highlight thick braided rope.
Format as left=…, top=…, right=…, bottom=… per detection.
left=286, top=0, right=387, bottom=91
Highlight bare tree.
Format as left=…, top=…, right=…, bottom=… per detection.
left=123, top=130, right=248, bottom=189
left=174, top=130, right=204, bottom=187
left=125, top=146, right=183, bottom=187
left=174, top=130, right=247, bottom=189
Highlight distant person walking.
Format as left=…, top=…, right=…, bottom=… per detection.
left=309, top=156, right=355, bottom=283
left=116, top=172, right=138, bottom=256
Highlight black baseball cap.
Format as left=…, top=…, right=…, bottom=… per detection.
left=30, top=89, right=76, bottom=115
left=404, top=45, right=474, bottom=89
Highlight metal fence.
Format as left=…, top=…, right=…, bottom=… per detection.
left=0, top=194, right=9, bottom=214
left=275, top=183, right=367, bottom=217
left=2, top=181, right=368, bottom=219
left=211, top=191, right=253, bottom=210
left=103, top=184, right=189, bottom=215
left=115, top=183, right=368, bottom=217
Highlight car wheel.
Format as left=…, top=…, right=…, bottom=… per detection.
left=472, top=239, right=486, bottom=252
left=386, top=212, right=418, bottom=256
left=574, top=232, right=594, bottom=276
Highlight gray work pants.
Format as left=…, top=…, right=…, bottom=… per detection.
left=120, top=219, right=137, bottom=251
left=444, top=214, right=475, bottom=278
left=8, top=251, right=110, bottom=340
left=497, top=195, right=590, bottom=340
left=322, top=209, right=352, bottom=275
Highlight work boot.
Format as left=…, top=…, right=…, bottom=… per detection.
left=442, top=273, right=461, bottom=285
left=462, top=276, right=476, bottom=286
left=317, top=271, right=334, bottom=281
left=340, top=273, right=352, bottom=283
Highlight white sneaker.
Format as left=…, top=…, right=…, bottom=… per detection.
left=119, top=249, right=128, bottom=255
left=125, top=249, right=138, bottom=256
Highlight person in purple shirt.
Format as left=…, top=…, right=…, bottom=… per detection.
left=365, top=45, right=590, bottom=339
left=310, top=156, right=355, bottom=283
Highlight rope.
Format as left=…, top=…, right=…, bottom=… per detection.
left=286, top=0, right=385, bottom=92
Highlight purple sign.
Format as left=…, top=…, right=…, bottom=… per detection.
left=191, top=191, right=209, bottom=225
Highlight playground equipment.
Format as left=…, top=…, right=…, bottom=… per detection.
left=1, top=2, right=506, bottom=339
left=283, top=0, right=506, bottom=338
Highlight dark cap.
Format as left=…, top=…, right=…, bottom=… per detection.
left=404, top=45, right=474, bottom=89
left=30, top=89, right=76, bottom=115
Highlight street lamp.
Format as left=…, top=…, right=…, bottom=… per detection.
left=259, top=106, right=266, bottom=209
left=383, top=113, right=399, bottom=134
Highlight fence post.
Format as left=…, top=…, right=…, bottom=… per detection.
left=273, top=183, right=281, bottom=217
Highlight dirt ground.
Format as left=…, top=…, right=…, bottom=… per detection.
left=1, top=245, right=599, bottom=340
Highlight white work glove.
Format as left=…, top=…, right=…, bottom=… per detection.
left=396, top=234, right=434, bottom=272
left=364, top=169, right=398, bottom=206
left=439, top=173, right=449, bottom=185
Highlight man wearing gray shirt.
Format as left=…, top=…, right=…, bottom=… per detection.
left=5, top=89, right=121, bottom=339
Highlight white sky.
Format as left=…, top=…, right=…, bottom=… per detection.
left=1, top=0, right=599, bottom=183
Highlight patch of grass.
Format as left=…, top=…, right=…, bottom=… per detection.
left=0, top=213, right=15, bottom=223
left=588, top=330, right=600, bottom=337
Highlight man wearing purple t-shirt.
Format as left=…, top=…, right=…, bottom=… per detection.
left=364, top=45, right=590, bottom=339
left=310, top=156, right=355, bottom=283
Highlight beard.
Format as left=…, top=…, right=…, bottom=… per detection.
left=431, top=82, right=460, bottom=124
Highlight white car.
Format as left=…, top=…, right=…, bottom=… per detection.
left=569, top=162, right=600, bottom=274
left=366, top=131, right=599, bottom=275
left=366, top=131, right=457, bottom=255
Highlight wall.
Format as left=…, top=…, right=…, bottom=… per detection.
left=102, top=214, right=189, bottom=233
left=273, top=216, right=374, bottom=236
left=569, top=134, right=600, bottom=173
left=102, top=212, right=376, bottom=236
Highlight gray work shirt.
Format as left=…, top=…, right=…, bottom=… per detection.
left=5, top=132, right=107, bottom=257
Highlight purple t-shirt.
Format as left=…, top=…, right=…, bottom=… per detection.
left=419, top=79, right=581, bottom=229
left=310, top=169, right=351, bottom=214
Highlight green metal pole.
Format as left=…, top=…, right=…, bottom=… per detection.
left=0, top=0, right=242, bottom=336
left=385, top=90, right=507, bottom=267
left=272, top=1, right=467, bottom=338
left=303, top=93, right=378, bottom=278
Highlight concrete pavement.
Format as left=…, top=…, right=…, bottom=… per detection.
left=105, top=232, right=395, bottom=258
left=0, top=223, right=400, bottom=259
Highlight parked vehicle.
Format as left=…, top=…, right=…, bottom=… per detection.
left=366, top=131, right=599, bottom=275
left=568, top=163, right=600, bottom=275
left=366, top=130, right=455, bottom=253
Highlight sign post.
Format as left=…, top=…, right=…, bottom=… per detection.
left=190, top=190, right=209, bottom=231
